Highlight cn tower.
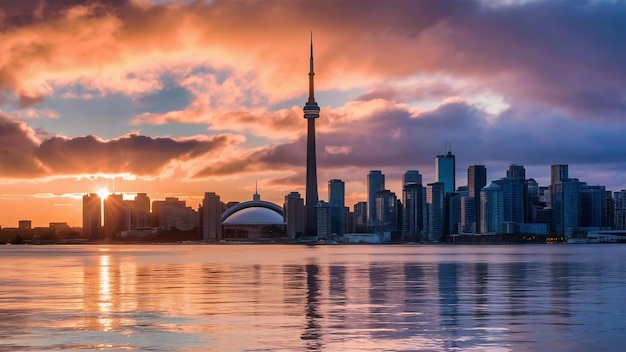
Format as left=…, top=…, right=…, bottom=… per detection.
left=303, top=34, right=320, bottom=237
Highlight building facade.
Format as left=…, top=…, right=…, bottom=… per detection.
left=328, top=179, right=345, bottom=236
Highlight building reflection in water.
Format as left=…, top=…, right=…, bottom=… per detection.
left=301, top=263, right=323, bottom=350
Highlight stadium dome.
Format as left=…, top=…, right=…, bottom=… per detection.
left=220, top=193, right=286, bottom=241
left=222, top=206, right=284, bottom=225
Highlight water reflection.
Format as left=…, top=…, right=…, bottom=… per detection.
left=98, top=254, right=113, bottom=331
left=301, top=264, right=322, bottom=350
left=1, top=245, right=626, bottom=351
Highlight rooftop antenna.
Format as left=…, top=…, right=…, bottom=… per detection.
left=253, top=180, right=260, bottom=201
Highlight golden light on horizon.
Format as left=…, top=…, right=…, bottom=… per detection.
left=96, top=188, right=111, bottom=200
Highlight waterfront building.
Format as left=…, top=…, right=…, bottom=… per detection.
left=480, top=182, right=504, bottom=234
left=435, top=150, right=455, bottom=194
left=367, top=170, right=385, bottom=227
left=581, top=185, right=605, bottom=228
left=104, top=193, right=125, bottom=240
left=447, top=192, right=462, bottom=236
left=344, top=206, right=355, bottom=234
left=202, top=192, right=223, bottom=241
left=614, top=190, right=626, bottom=230
left=353, top=201, right=368, bottom=233
left=375, top=190, right=397, bottom=235
left=316, top=200, right=331, bottom=239
left=284, top=192, right=305, bottom=238
left=551, top=178, right=581, bottom=236
left=18, top=220, right=32, bottom=230
left=494, top=177, right=524, bottom=224
left=425, top=182, right=445, bottom=242
left=304, top=36, right=320, bottom=237
left=131, top=193, right=151, bottom=229
left=82, top=193, right=101, bottom=240
left=460, top=196, right=476, bottom=233
left=328, top=179, right=345, bottom=236
left=525, top=178, right=540, bottom=223
left=153, top=197, right=197, bottom=231
left=468, top=165, right=487, bottom=233
left=402, top=182, right=424, bottom=242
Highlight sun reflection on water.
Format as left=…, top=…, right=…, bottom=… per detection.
left=98, top=254, right=113, bottom=331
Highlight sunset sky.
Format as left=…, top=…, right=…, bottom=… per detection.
left=1, top=0, right=625, bottom=227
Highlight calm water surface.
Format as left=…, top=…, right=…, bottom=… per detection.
left=1, top=244, right=626, bottom=351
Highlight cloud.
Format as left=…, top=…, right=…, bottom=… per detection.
left=0, top=114, right=241, bottom=179
left=0, top=115, right=46, bottom=177
left=0, top=0, right=622, bottom=120
left=194, top=98, right=626, bottom=187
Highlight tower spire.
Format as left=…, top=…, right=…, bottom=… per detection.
left=307, top=32, right=316, bottom=105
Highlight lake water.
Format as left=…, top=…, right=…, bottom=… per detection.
left=1, top=244, right=626, bottom=351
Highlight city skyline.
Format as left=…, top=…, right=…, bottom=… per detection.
left=1, top=0, right=626, bottom=227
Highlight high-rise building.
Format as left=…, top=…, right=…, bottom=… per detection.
left=447, top=192, right=462, bottom=236
left=367, top=170, right=385, bottom=227
left=284, top=192, right=305, bottom=238
left=551, top=164, right=569, bottom=185
left=328, top=179, right=345, bottom=236
left=104, top=193, right=124, bottom=241
left=494, top=177, right=524, bottom=224
left=468, top=165, right=487, bottom=233
left=202, top=192, right=223, bottom=242
left=375, top=190, right=397, bottom=234
left=435, top=150, right=455, bottom=194
left=353, top=201, right=368, bottom=233
left=460, top=196, right=476, bottom=233
left=614, top=190, right=626, bottom=230
left=82, top=193, right=101, bottom=240
left=153, top=197, right=197, bottom=231
left=425, top=182, right=445, bottom=242
left=403, top=170, right=422, bottom=187
left=480, top=182, right=504, bottom=234
left=402, top=182, right=424, bottom=242
left=304, top=36, right=320, bottom=237
left=131, top=193, right=151, bottom=229
left=344, top=206, right=355, bottom=234
left=525, top=178, right=540, bottom=223
left=506, top=164, right=526, bottom=181
left=580, top=185, right=606, bottom=228
left=551, top=178, right=581, bottom=236
left=316, top=200, right=331, bottom=239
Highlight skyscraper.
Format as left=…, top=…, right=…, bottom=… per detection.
left=403, top=170, right=422, bottom=187
left=202, top=192, right=222, bottom=242
left=104, top=193, right=124, bottom=241
left=551, top=164, right=568, bottom=185
left=284, top=192, right=305, bottom=238
left=402, top=182, right=424, bottom=242
left=425, top=182, right=445, bottom=242
left=328, top=179, right=345, bottom=236
left=367, top=170, right=385, bottom=227
left=480, top=182, right=504, bottom=234
left=304, top=35, right=320, bottom=237
left=435, top=150, right=455, bottom=194
left=82, top=193, right=101, bottom=240
left=468, top=165, right=487, bottom=233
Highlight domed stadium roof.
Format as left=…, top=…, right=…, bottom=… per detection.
left=222, top=206, right=285, bottom=225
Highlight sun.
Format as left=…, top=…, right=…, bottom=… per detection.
left=96, top=188, right=111, bottom=199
